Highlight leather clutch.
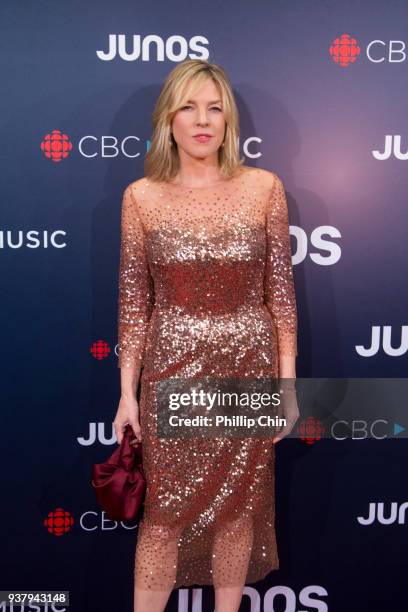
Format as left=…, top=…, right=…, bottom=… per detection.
left=91, top=424, right=146, bottom=521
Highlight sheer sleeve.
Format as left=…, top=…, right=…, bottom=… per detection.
left=264, top=174, right=298, bottom=357
left=117, top=185, right=154, bottom=369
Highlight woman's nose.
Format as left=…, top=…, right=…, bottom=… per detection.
left=196, top=111, right=209, bottom=125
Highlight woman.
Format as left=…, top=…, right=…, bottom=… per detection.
left=113, top=58, right=299, bottom=612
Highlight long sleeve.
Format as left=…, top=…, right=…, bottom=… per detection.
left=117, top=185, right=154, bottom=369
left=264, top=174, right=298, bottom=357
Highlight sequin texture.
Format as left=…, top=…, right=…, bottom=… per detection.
left=117, top=165, right=298, bottom=589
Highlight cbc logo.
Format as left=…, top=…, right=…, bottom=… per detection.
left=77, top=135, right=266, bottom=160
left=80, top=510, right=138, bottom=531
left=330, top=34, right=408, bottom=66
left=367, top=39, right=408, bottom=63
left=331, top=419, right=395, bottom=440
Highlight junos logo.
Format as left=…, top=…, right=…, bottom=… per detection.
left=78, top=422, right=117, bottom=446
left=96, top=34, right=209, bottom=62
left=358, top=502, right=408, bottom=525
left=372, top=135, right=408, bottom=160
left=291, top=226, right=341, bottom=266
left=356, top=326, right=408, bottom=357
left=182, top=585, right=328, bottom=612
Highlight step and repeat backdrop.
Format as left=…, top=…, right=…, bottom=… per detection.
left=1, top=1, right=407, bottom=611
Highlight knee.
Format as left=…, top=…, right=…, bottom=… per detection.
left=142, top=523, right=183, bottom=544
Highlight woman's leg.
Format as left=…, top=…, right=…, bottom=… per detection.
left=134, top=587, right=173, bottom=612
left=134, top=522, right=183, bottom=612
left=212, top=516, right=254, bottom=612
left=214, top=585, right=246, bottom=612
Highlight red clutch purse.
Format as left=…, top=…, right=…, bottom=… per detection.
left=91, top=424, right=146, bottom=521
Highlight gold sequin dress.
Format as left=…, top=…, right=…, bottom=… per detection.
left=117, top=165, right=298, bottom=590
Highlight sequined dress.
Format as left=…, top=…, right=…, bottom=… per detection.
left=117, top=165, right=298, bottom=590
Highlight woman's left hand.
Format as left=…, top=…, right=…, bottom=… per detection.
left=272, top=391, right=300, bottom=444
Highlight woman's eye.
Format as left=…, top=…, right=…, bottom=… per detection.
left=180, top=105, right=222, bottom=111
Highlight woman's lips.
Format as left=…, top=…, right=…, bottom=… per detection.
left=193, top=135, right=212, bottom=143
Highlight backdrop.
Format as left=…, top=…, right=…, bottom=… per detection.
left=1, top=1, right=407, bottom=610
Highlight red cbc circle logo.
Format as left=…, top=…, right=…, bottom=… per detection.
left=40, top=130, right=73, bottom=162
left=90, top=340, right=111, bottom=360
left=329, top=33, right=361, bottom=67
left=43, top=507, right=74, bottom=536
left=298, top=416, right=326, bottom=445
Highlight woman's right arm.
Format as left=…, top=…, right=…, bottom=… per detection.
left=115, top=184, right=154, bottom=443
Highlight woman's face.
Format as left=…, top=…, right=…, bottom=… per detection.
left=171, top=79, right=226, bottom=161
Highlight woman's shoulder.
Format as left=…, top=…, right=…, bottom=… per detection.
left=242, top=165, right=283, bottom=191
left=125, top=176, right=149, bottom=198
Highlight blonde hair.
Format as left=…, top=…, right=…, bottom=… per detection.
left=144, top=59, right=244, bottom=182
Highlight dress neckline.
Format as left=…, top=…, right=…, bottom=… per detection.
left=164, top=166, right=248, bottom=191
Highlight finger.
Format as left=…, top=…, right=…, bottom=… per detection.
left=134, top=425, right=143, bottom=443
left=272, top=420, right=293, bottom=443
left=127, top=418, right=139, bottom=440
left=272, top=422, right=283, bottom=443
left=129, top=425, right=142, bottom=444
left=114, top=424, right=123, bottom=445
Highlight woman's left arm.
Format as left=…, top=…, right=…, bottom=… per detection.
left=263, top=173, right=298, bottom=380
left=264, top=173, right=299, bottom=442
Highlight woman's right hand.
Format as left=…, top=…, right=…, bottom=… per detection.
left=113, top=395, right=142, bottom=446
